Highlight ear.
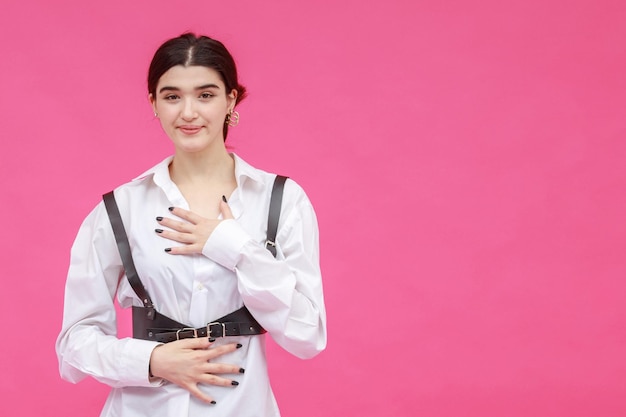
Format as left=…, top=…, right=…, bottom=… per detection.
left=148, top=93, right=157, bottom=114
left=227, top=89, right=238, bottom=110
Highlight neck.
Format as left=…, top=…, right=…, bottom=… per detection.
left=169, top=147, right=235, bottom=186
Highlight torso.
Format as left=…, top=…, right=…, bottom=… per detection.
left=168, top=153, right=238, bottom=218
left=177, top=180, right=237, bottom=218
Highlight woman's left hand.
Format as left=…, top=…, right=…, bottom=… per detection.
left=156, top=200, right=234, bottom=255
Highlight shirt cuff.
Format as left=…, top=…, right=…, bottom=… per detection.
left=202, top=219, right=252, bottom=270
left=121, top=338, right=164, bottom=387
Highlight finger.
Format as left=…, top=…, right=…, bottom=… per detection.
left=203, top=342, right=243, bottom=360
left=172, top=337, right=213, bottom=350
left=186, top=383, right=217, bottom=404
left=164, top=244, right=203, bottom=255
left=169, top=207, right=205, bottom=224
left=157, top=217, right=194, bottom=233
left=204, top=361, right=246, bottom=375
left=156, top=228, right=196, bottom=244
left=220, top=200, right=235, bottom=220
left=197, top=372, right=241, bottom=388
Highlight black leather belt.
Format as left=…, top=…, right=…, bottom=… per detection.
left=131, top=305, right=266, bottom=343
left=146, top=320, right=266, bottom=343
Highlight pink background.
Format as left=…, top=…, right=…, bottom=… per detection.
left=1, top=0, right=625, bottom=416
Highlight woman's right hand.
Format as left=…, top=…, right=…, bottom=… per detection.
left=148, top=338, right=243, bottom=404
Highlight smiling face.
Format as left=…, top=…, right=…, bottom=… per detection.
left=150, top=65, right=237, bottom=155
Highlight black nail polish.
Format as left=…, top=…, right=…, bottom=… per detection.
left=209, top=337, right=216, bottom=343
left=210, top=401, right=217, bottom=405
left=164, top=248, right=171, bottom=252
left=239, top=368, right=245, bottom=374
left=222, top=195, right=228, bottom=203
left=168, top=207, right=174, bottom=211
left=231, top=381, right=239, bottom=386
left=155, top=229, right=163, bottom=233
left=236, top=343, right=242, bottom=349
left=156, top=216, right=163, bottom=221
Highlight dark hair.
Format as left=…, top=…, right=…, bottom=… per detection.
left=148, top=33, right=247, bottom=140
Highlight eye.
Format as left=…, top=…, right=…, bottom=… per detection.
left=199, top=92, right=214, bottom=99
left=164, top=94, right=179, bottom=101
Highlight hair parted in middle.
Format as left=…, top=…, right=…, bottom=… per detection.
left=148, top=33, right=247, bottom=140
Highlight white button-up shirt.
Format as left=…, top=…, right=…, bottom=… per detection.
left=56, top=154, right=327, bottom=417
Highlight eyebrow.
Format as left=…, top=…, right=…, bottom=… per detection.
left=158, top=84, right=221, bottom=93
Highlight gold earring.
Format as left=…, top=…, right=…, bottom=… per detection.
left=225, top=110, right=240, bottom=127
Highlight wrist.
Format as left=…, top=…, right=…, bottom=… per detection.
left=149, top=344, right=163, bottom=379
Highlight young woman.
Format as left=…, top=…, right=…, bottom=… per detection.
left=56, top=33, right=327, bottom=417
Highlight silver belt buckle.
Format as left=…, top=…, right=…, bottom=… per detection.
left=176, top=327, right=198, bottom=341
left=207, top=322, right=227, bottom=338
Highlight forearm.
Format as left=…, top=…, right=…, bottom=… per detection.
left=56, top=202, right=162, bottom=388
left=203, top=216, right=327, bottom=359
left=57, top=324, right=160, bottom=387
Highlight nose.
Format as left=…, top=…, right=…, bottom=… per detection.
left=181, top=98, right=198, bottom=121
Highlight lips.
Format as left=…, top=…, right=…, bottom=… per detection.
left=178, top=125, right=203, bottom=135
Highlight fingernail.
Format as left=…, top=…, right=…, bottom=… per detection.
left=239, top=368, right=245, bottom=374
left=168, top=207, right=174, bottom=211
left=155, top=229, right=163, bottom=233
left=164, top=248, right=171, bottom=252
left=156, top=216, right=163, bottom=221
left=236, top=343, right=242, bottom=349
left=210, top=401, right=217, bottom=405
left=231, top=381, right=239, bottom=386
left=209, top=337, right=216, bottom=343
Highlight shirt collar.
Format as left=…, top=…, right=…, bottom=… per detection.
left=232, top=153, right=263, bottom=187
left=131, top=153, right=263, bottom=189
left=132, top=156, right=174, bottom=190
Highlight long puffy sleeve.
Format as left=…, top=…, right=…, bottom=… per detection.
left=202, top=180, right=327, bottom=359
left=55, top=203, right=161, bottom=387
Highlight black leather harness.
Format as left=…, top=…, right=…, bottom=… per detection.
left=102, top=175, right=288, bottom=343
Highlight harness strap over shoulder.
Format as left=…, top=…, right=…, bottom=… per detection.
left=266, top=175, right=288, bottom=256
left=103, top=191, right=156, bottom=318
